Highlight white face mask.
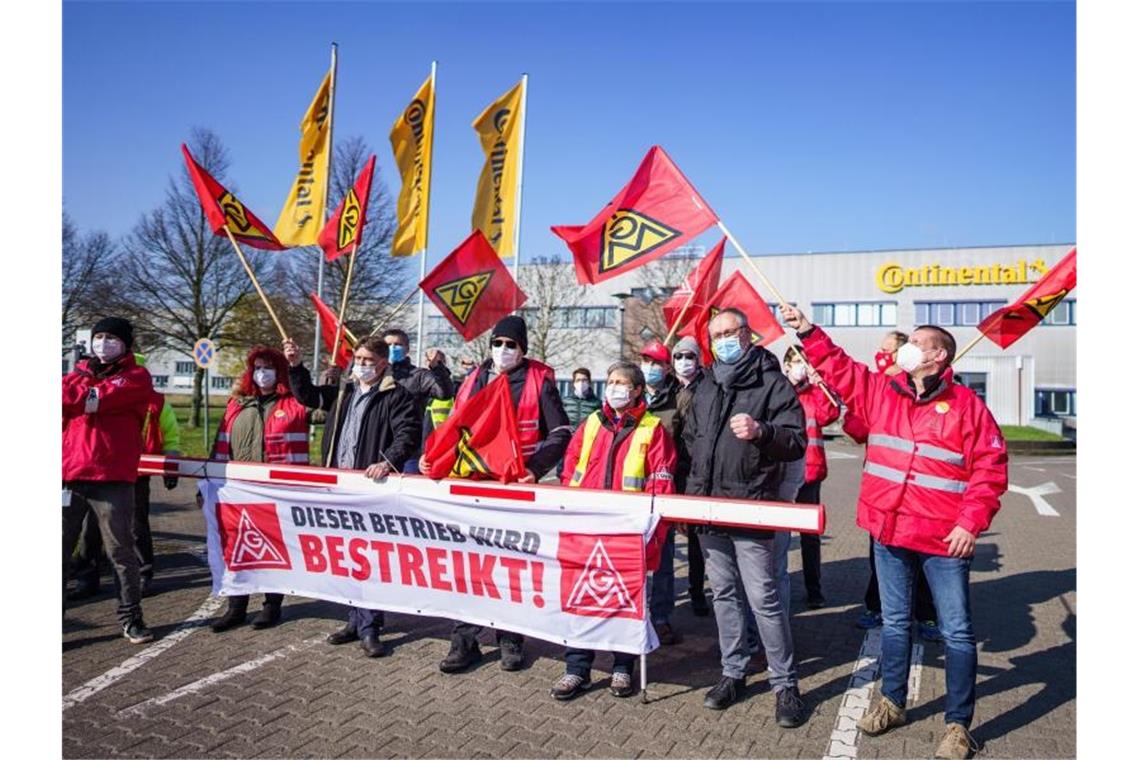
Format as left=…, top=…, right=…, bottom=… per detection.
left=352, top=363, right=378, bottom=384
left=787, top=363, right=808, bottom=383
left=573, top=380, right=590, bottom=398
left=252, top=368, right=277, bottom=389
left=605, top=384, right=632, bottom=410
left=91, top=337, right=124, bottom=363
left=895, top=342, right=929, bottom=374
left=492, top=345, right=521, bottom=371
left=673, top=357, right=697, bottom=379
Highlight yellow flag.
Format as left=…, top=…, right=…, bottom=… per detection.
left=273, top=72, right=332, bottom=246
left=389, top=73, right=435, bottom=257
left=471, top=81, right=523, bottom=258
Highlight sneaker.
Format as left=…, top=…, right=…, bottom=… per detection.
left=806, top=594, right=826, bottom=610
left=918, top=619, right=943, bottom=642
left=549, top=673, right=590, bottom=700
left=251, top=604, right=282, bottom=630
left=439, top=639, right=482, bottom=673
left=499, top=637, right=525, bottom=671
left=655, top=622, right=679, bottom=646
left=934, top=723, right=979, bottom=759
left=775, top=685, right=807, bottom=728
left=122, top=619, right=155, bottom=644
left=359, top=633, right=392, bottom=658
left=326, top=623, right=359, bottom=645
left=610, top=671, right=636, bottom=698
left=855, top=609, right=883, bottom=630
left=703, top=676, right=745, bottom=710
left=856, top=696, right=906, bottom=736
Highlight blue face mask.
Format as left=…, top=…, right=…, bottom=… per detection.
left=388, top=344, right=407, bottom=363
left=641, top=362, right=665, bottom=387
left=713, top=336, right=744, bottom=364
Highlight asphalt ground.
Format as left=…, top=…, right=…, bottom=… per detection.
left=62, top=440, right=1076, bottom=758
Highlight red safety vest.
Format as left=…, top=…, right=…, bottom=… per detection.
left=796, top=383, right=840, bottom=484
left=140, top=391, right=166, bottom=456
left=213, top=395, right=310, bottom=465
left=455, top=359, right=554, bottom=459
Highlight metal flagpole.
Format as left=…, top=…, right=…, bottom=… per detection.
left=511, top=74, right=528, bottom=301
left=312, top=42, right=338, bottom=370
left=414, top=61, right=437, bottom=360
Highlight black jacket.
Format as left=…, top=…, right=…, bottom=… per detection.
left=672, top=369, right=704, bottom=493
left=645, top=374, right=680, bottom=432
left=682, top=347, right=806, bottom=534
left=390, top=359, right=454, bottom=409
left=289, top=364, right=421, bottom=471
left=464, top=358, right=573, bottom=479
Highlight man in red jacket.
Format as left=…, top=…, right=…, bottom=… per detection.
left=62, top=317, right=157, bottom=644
left=780, top=305, right=1007, bottom=760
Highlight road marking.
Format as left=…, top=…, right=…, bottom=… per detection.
left=1024, top=466, right=1047, bottom=473
left=827, top=450, right=860, bottom=460
left=907, top=642, right=924, bottom=705
left=62, top=595, right=223, bottom=712
left=1014, top=459, right=1075, bottom=467
left=1008, top=482, right=1062, bottom=517
left=824, top=629, right=880, bottom=759
left=121, top=638, right=322, bottom=716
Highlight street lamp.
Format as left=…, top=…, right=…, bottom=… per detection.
left=612, top=292, right=632, bottom=361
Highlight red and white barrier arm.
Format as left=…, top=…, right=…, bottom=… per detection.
left=139, top=455, right=825, bottom=535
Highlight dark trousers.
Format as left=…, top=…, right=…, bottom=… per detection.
left=686, top=524, right=705, bottom=599
left=452, top=621, right=523, bottom=648
left=346, top=607, right=385, bottom=636
left=225, top=593, right=284, bottom=613
left=795, top=481, right=823, bottom=598
left=865, top=536, right=937, bottom=622
left=74, top=477, right=154, bottom=585
left=63, top=481, right=141, bottom=627
left=565, top=647, right=636, bottom=678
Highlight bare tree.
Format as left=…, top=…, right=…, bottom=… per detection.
left=112, top=127, right=270, bottom=427
left=621, top=252, right=703, bottom=355
left=517, top=256, right=595, bottom=369
left=62, top=211, right=118, bottom=353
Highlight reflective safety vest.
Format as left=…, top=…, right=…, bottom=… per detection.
left=428, top=397, right=454, bottom=429
left=214, top=395, right=310, bottom=465
left=797, top=383, right=839, bottom=484
left=569, top=410, right=661, bottom=491
left=455, top=359, right=555, bottom=459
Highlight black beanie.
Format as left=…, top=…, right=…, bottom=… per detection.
left=491, top=315, right=528, bottom=354
left=91, top=317, right=134, bottom=349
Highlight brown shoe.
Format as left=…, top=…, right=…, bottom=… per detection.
left=934, top=723, right=978, bottom=759
left=856, top=696, right=906, bottom=736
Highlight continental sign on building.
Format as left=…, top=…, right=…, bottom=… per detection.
left=876, top=257, right=1050, bottom=294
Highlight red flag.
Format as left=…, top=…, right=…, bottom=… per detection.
left=307, top=292, right=356, bottom=370
left=181, top=144, right=286, bottom=251
left=662, top=237, right=726, bottom=335
left=977, top=247, right=1076, bottom=349
left=684, top=272, right=784, bottom=364
left=551, top=146, right=719, bottom=285
left=318, top=155, right=376, bottom=262
left=423, top=374, right=527, bottom=483
left=421, top=230, right=528, bottom=341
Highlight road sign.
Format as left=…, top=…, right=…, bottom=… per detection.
left=193, top=338, right=217, bottom=370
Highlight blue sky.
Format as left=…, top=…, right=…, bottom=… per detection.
left=63, top=0, right=1075, bottom=265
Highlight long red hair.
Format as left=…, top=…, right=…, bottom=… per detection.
left=233, top=346, right=293, bottom=398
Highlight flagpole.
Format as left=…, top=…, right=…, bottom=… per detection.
left=223, top=228, right=288, bottom=341
left=330, top=242, right=359, bottom=364
left=662, top=286, right=700, bottom=346
left=510, top=73, right=528, bottom=306
left=953, top=332, right=989, bottom=365
left=716, top=220, right=838, bottom=408
left=368, top=285, right=422, bottom=338
left=313, top=42, right=338, bottom=371
left=415, top=60, right=438, bottom=361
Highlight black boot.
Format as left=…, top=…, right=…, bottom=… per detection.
left=251, top=598, right=283, bottom=630
left=703, top=676, right=746, bottom=710
left=326, top=622, right=359, bottom=645
left=360, top=633, right=391, bottom=658
left=210, top=597, right=249, bottom=633
left=439, top=637, right=482, bottom=673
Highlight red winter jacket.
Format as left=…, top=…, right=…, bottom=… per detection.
left=801, top=327, right=1008, bottom=556
left=63, top=355, right=155, bottom=482
left=795, top=382, right=840, bottom=484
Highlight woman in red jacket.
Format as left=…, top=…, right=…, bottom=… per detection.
left=783, top=346, right=840, bottom=609
left=208, top=346, right=311, bottom=632
left=549, top=361, right=677, bottom=702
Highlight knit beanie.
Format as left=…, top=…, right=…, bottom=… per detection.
left=491, top=315, right=528, bottom=354
left=673, top=336, right=701, bottom=362
left=91, top=317, right=134, bottom=349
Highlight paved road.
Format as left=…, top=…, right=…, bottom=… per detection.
left=62, top=442, right=1076, bottom=758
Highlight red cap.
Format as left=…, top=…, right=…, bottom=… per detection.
left=639, top=339, right=670, bottom=363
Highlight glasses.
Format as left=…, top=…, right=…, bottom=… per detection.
left=491, top=339, right=518, bottom=349
left=673, top=352, right=697, bottom=361
left=709, top=326, right=745, bottom=341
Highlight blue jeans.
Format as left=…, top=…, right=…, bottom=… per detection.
left=873, top=540, right=976, bottom=727
left=650, top=525, right=676, bottom=626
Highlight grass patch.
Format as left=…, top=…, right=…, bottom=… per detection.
left=1000, top=425, right=1065, bottom=442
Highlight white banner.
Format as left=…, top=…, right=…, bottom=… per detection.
left=200, top=479, right=661, bottom=654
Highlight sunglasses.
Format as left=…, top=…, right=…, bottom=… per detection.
left=491, top=339, right=518, bottom=349
left=673, top=352, right=697, bottom=361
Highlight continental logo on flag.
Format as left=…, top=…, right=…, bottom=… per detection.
left=599, top=209, right=682, bottom=274
left=433, top=271, right=493, bottom=325
left=450, top=428, right=492, bottom=478
left=219, top=191, right=272, bottom=240
left=337, top=189, right=362, bottom=250
left=1024, top=289, right=1069, bottom=319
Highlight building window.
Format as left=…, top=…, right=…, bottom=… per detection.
left=914, top=301, right=1004, bottom=327
left=956, top=372, right=987, bottom=403
left=151, top=375, right=169, bottom=389
left=210, top=376, right=233, bottom=390
left=1042, top=299, right=1076, bottom=326
left=811, top=301, right=897, bottom=327
left=175, top=361, right=195, bottom=375
left=1035, top=388, right=1075, bottom=417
